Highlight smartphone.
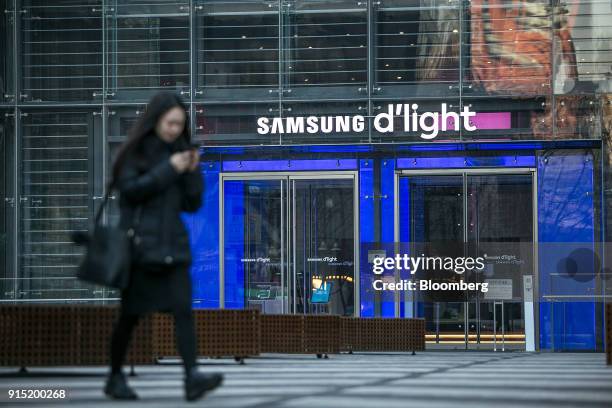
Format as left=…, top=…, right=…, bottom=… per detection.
left=181, top=142, right=200, bottom=152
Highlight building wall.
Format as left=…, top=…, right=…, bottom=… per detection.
left=0, top=1, right=610, bottom=334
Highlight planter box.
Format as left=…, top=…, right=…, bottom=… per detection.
left=340, top=317, right=425, bottom=352
left=0, top=305, right=79, bottom=366
left=0, top=306, right=260, bottom=367
left=153, top=309, right=260, bottom=361
left=0, top=306, right=427, bottom=368
left=260, top=314, right=341, bottom=355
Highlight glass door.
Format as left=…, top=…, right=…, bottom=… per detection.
left=404, top=175, right=465, bottom=345
left=466, top=174, right=534, bottom=350
left=291, top=178, right=356, bottom=315
left=223, top=178, right=289, bottom=313
left=221, top=173, right=357, bottom=316
left=399, top=170, right=535, bottom=350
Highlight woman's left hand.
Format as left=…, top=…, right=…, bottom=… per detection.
left=187, top=148, right=200, bottom=172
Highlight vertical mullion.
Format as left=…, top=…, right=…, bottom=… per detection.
left=459, top=0, right=463, bottom=141
left=11, top=107, right=18, bottom=302
left=14, top=107, right=21, bottom=302
left=367, top=0, right=373, bottom=143
left=189, top=0, right=195, bottom=139
left=463, top=172, right=468, bottom=348
left=278, top=0, right=283, bottom=145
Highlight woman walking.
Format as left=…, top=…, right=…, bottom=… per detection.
left=103, top=91, right=223, bottom=401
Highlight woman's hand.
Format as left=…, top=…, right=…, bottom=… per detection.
left=169, top=151, right=193, bottom=173
left=187, top=148, right=200, bottom=172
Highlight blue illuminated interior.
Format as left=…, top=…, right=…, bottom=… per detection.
left=537, top=153, right=600, bottom=351
left=187, top=142, right=602, bottom=351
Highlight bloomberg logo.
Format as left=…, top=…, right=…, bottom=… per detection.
left=256, top=103, right=479, bottom=140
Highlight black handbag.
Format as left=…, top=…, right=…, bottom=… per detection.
left=72, top=185, right=141, bottom=290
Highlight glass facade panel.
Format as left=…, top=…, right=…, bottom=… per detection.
left=282, top=0, right=368, bottom=99
left=20, top=1, right=103, bottom=102
left=552, top=0, right=612, bottom=95
left=1, top=0, right=15, bottom=104
left=106, top=0, right=190, bottom=101
left=465, top=0, right=553, bottom=98
left=375, top=0, right=461, bottom=98
left=17, top=110, right=96, bottom=300
left=1, top=110, right=16, bottom=299
left=195, top=0, right=280, bottom=101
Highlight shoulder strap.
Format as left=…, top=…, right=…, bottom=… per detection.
left=93, top=178, right=117, bottom=225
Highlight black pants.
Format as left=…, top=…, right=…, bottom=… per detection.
left=109, top=306, right=197, bottom=376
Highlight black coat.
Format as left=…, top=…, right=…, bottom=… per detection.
left=115, top=132, right=203, bottom=315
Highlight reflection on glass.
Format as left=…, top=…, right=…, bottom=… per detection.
left=552, top=1, right=612, bottom=95
left=468, top=0, right=553, bottom=96
left=375, top=0, right=460, bottom=97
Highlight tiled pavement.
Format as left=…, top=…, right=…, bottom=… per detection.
left=1, top=352, right=611, bottom=407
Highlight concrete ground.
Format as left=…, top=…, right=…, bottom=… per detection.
left=0, top=352, right=610, bottom=407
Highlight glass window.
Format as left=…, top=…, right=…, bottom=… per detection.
left=282, top=0, right=368, bottom=99
left=374, top=0, right=460, bottom=98
left=553, top=95, right=604, bottom=140
left=106, top=0, right=190, bottom=101
left=195, top=0, right=279, bottom=101
left=20, top=1, right=103, bottom=102
left=553, top=0, right=612, bottom=95
left=1, top=110, right=15, bottom=300
left=1, top=0, right=15, bottom=103
left=18, top=110, right=96, bottom=300
left=464, top=0, right=552, bottom=97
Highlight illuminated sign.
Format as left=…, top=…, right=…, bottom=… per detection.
left=256, top=103, right=510, bottom=140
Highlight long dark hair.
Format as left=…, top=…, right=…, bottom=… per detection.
left=110, top=91, right=191, bottom=189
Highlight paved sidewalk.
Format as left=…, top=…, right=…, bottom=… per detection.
left=1, top=352, right=610, bottom=407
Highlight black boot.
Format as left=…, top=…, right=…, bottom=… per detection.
left=104, top=371, right=139, bottom=400
left=184, top=367, right=223, bottom=402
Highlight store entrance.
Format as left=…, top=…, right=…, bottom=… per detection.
left=397, top=170, right=536, bottom=350
left=221, top=172, right=358, bottom=316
